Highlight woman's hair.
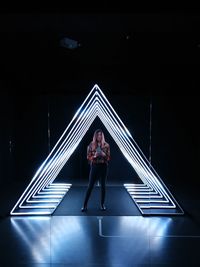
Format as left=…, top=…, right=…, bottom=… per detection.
left=91, top=129, right=105, bottom=150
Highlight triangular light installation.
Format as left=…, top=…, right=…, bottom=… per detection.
left=10, top=84, right=184, bottom=215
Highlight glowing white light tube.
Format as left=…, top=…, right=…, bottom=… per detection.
left=26, top=105, right=98, bottom=202
left=97, top=110, right=172, bottom=210
left=96, top=104, right=163, bottom=196
left=26, top=97, right=97, bottom=199
left=95, top=90, right=154, bottom=176
left=20, top=103, right=97, bottom=208
left=11, top=89, right=98, bottom=214
left=95, top=96, right=175, bottom=205
left=36, top=105, right=98, bottom=193
left=95, top=102, right=175, bottom=209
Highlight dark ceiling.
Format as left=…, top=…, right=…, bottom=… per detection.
left=0, top=11, right=200, bottom=95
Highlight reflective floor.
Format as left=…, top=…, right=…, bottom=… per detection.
left=1, top=213, right=200, bottom=267
left=0, top=180, right=200, bottom=267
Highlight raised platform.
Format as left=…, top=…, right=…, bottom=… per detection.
left=53, top=185, right=141, bottom=216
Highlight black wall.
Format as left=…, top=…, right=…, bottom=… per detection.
left=0, top=90, right=199, bottom=193
left=0, top=92, right=150, bottom=184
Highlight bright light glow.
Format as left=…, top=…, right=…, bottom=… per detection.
left=32, top=195, right=63, bottom=198
left=10, top=84, right=184, bottom=215
left=27, top=200, right=60, bottom=203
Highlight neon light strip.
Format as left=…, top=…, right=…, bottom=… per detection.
left=32, top=102, right=97, bottom=193
left=14, top=102, right=97, bottom=214
left=27, top=200, right=60, bottom=203
left=96, top=106, right=163, bottom=198
left=50, top=183, right=72, bottom=186
left=11, top=211, right=52, bottom=215
left=21, top=103, right=96, bottom=207
left=95, top=103, right=178, bottom=213
left=35, top=105, right=98, bottom=195
left=11, top=90, right=98, bottom=213
left=27, top=107, right=97, bottom=204
left=18, top=103, right=96, bottom=213
left=133, top=195, right=163, bottom=199
left=128, top=192, right=158, bottom=195
left=46, top=185, right=70, bottom=188
left=96, top=101, right=159, bottom=187
left=96, top=96, right=167, bottom=196
left=26, top=184, right=71, bottom=209
left=136, top=200, right=169, bottom=203
left=96, top=108, right=151, bottom=183
left=140, top=206, right=175, bottom=209
left=41, top=189, right=69, bottom=192
left=31, top=85, right=97, bottom=180
left=125, top=185, right=149, bottom=187
left=96, top=92, right=166, bottom=196
left=125, top=183, right=179, bottom=211
left=96, top=100, right=179, bottom=211
left=48, top=185, right=69, bottom=187
left=95, top=86, right=162, bottom=183
left=124, top=184, right=148, bottom=186
left=37, top=191, right=66, bottom=194
left=125, top=186, right=150, bottom=188
left=32, top=195, right=63, bottom=198
left=127, top=188, right=154, bottom=192
left=20, top=205, right=57, bottom=209
left=11, top=86, right=97, bottom=214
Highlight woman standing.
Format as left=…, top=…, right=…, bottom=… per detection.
left=81, top=129, right=110, bottom=211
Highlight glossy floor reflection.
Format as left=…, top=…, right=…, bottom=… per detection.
left=0, top=214, right=200, bottom=267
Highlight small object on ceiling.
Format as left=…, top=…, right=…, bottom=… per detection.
left=59, top=37, right=80, bottom=49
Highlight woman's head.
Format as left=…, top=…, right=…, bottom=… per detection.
left=92, top=129, right=105, bottom=148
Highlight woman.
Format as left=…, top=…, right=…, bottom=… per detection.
left=81, top=129, right=110, bottom=212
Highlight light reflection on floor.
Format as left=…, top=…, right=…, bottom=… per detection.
left=0, top=215, right=199, bottom=266
left=10, top=216, right=51, bottom=263
left=0, top=216, right=197, bottom=267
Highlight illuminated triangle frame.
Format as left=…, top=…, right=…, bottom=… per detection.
left=10, top=84, right=184, bottom=215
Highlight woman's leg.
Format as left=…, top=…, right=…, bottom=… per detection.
left=83, top=164, right=97, bottom=208
left=99, top=164, right=108, bottom=207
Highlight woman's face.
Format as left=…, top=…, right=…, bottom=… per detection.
left=96, top=132, right=102, bottom=142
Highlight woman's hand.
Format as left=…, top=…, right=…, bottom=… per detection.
left=94, top=151, right=105, bottom=158
left=94, top=151, right=99, bottom=158
left=100, top=151, right=106, bottom=157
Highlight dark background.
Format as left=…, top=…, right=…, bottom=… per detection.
left=0, top=10, right=199, bottom=212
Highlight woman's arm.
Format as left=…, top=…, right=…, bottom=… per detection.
left=101, top=144, right=110, bottom=161
left=87, top=143, right=96, bottom=161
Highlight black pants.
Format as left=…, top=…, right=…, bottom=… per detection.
left=83, top=163, right=108, bottom=207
